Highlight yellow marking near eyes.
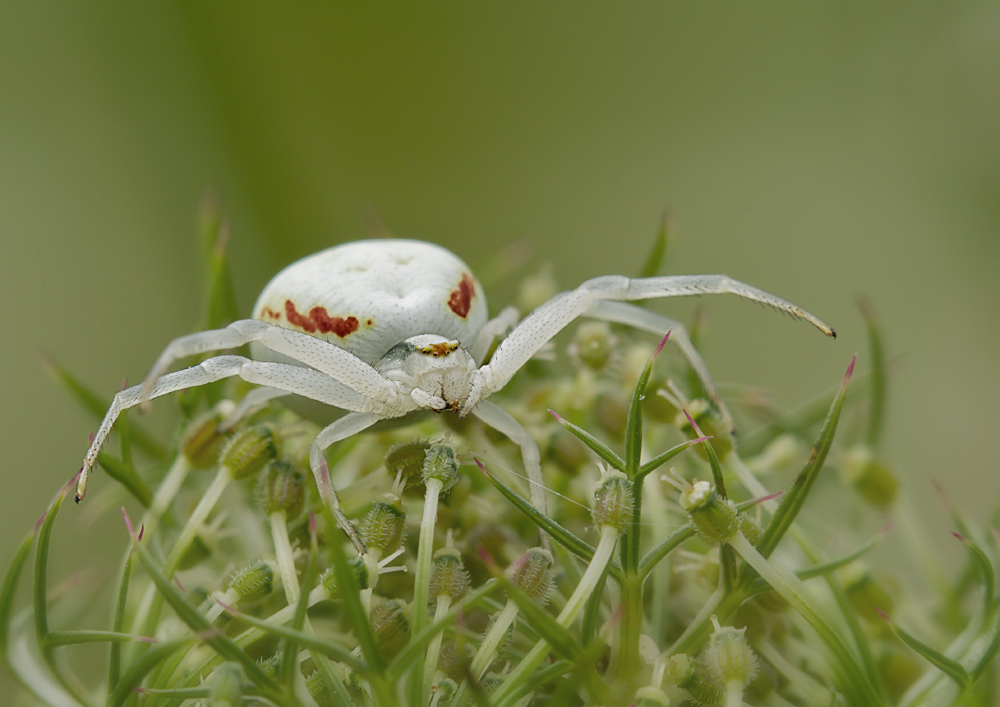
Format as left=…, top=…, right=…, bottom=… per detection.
left=419, top=342, right=460, bottom=357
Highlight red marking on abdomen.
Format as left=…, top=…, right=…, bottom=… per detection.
left=284, top=300, right=360, bottom=337
left=260, top=306, right=282, bottom=321
left=448, top=273, right=476, bottom=318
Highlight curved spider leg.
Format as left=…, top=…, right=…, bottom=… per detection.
left=468, top=274, right=834, bottom=409
left=77, top=356, right=386, bottom=502
left=615, top=274, right=835, bottom=336
left=583, top=300, right=735, bottom=434
left=139, top=319, right=395, bottom=408
left=220, top=386, right=291, bottom=432
left=469, top=399, right=546, bottom=515
left=308, top=412, right=381, bottom=554
left=469, top=306, right=520, bottom=365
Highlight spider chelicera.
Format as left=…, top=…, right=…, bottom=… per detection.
left=76, top=239, right=834, bottom=551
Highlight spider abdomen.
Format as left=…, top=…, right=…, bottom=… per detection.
left=252, top=239, right=488, bottom=364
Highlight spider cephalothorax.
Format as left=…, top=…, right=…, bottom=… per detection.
left=76, top=239, right=834, bottom=552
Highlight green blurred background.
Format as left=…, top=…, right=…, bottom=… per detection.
left=1, top=0, right=998, bottom=621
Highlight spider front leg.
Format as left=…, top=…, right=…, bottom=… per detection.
left=469, top=306, right=519, bottom=365
left=467, top=273, right=834, bottom=408
left=584, top=300, right=735, bottom=433
left=76, top=356, right=388, bottom=502
left=308, top=412, right=381, bottom=554
left=140, top=319, right=396, bottom=407
left=469, top=400, right=547, bottom=521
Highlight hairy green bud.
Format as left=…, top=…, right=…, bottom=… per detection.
left=505, top=547, right=555, bottom=606
left=569, top=321, right=618, bottom=371
left=219, top=425, right=277, bottom=480
left=703, top=617, right=758, bottom=687
left=361, top=497, right=407, bottom=558
left=675, top=400, right=732, bottom=460
left=422, top=444, right=459, bottom=493
left=370, top=599, right=409, bottom=657
left=181, top=408, right=229, bottom=469
left=840, top=445, right=898, bottom=507
left=681, top=481, right=739, bottom=544
left=591, top=469, right=634, bottom=532
left=662, top=652, right=723, bottom=706
left=429, top=548, right=470, bottom=602
left=227, top=560, right=274, bottom=606
left=385, top=439, right=432, bottom=489
left=306, top=670, right=342, bottom=707
left=320, top=556, right=369, bottom=598
left=256, top=460, right=305, bottom=518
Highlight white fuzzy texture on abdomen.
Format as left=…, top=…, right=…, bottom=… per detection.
left=252, top=239, right=488, bottom=364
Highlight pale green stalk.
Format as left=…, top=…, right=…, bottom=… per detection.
left=453, top=599, right=519, bottom=707
left=728, top=531, right=879, bottom=704
left=724, top=680, right=743, bottom=707
left=492, top=525, right=619, bottom=707
left=409, top=477, right=443, bottom=705
left=269, top=511, right=353, bottom=707
left=163, top=465, right=233, bottom=576
left=421, top=595, right=452, bottom=705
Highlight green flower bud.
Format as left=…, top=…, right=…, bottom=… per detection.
left=227, top=560, right=274, bottom=606
left=675, top=401, right=732, bottom=461
left=680, top=481, right=739, bottom=544
left=662, top=653, right=722, bottom=706
left=422, top=445, right=459, bottom=493
left=634, top=685, right=670, bottom=707
left=643, top=382, right=678, bottom=422
left=737, top=512, right=762, bottom=546
left=702, top=617, right=759, bottom=688
left=662, top=653, right=693, bottom=686
left=506, top=548, right=555, bottom=606
left=840, top=445, right=898, bottom=507
left=479, top=672, right=504, bottom=693
left=219, top=425, right=277, bottom=480
left=594, top=391, right=629, bottom=438
left=841, top=564, right=894, bottom=623
left=370, top=599, right=409, bottom=657
left=386, top=439, right=432, bottom=490
left=591, top=469, right=634, bottom=532
left=361, top=497, right=407, bottom=558
left=257, top=654, right=280, bottom=680
left=429, top=548, right=470, bottom=602
left=437, top=641, right=468, bottom=680
left=181, top=409, right=229, bottom=469
left=306, top=669, right=344, bottom=707
left=209, top=662, right=244, bottom=707
left=320, top=556, right=369, bottom=598
left=568, top=321, right=618, bottom=371
left=256, top=460, right=305, bottom=518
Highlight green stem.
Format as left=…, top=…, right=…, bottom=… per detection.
left=163, top=465, right=232, bottom=576
left=422, top=596, right=452, bottom=705
left=493, top=525, right=619, bottom=707
left=616, top=574, right=643, bottom=682
left=728, top=532, right=881, bottom=705
left=454, top=599, right=520, bottom=707
left=409, top=478, right=442, bottom=706
left=270, top=513, right=353, bottom=707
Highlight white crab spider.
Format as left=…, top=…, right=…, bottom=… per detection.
left=76, top=239, right=834, bottom=552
